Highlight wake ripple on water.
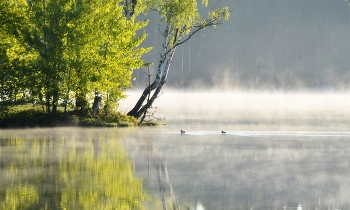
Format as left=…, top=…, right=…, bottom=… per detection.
left=170, top=130, right=350, bottom=137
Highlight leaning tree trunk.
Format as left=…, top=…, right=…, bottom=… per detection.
left=133, top=47, right=176, bottom=120
left=127, top=26, right=172, bottom=118
left=127, top=26, right=190, bottom=123
left=125, top=9, right=227, bottom=122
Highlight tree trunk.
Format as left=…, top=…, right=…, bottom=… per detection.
left=92, top=95, right=102, bottom=115
left=127, top=87, right=152, bottom=117
left=126, top=7, right=225, bottom=122
left=45, top=92, right=51, bottom=114
left=64, top=102, right=67, bottom=113
left=138, top=67, right=152, bottom=124
left=127, top=26, right=171, bottom=118
left=52, top=88, right=58, bottom=119
left=135, top=47, right=176, bottom=118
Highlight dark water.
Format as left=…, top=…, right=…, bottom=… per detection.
left=2, top=92, right=350, bottom=209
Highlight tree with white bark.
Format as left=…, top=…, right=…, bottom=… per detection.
left=127, top=0, right=230, bottom=122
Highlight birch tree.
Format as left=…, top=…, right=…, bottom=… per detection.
left=126, top=0, right=230, bottom=121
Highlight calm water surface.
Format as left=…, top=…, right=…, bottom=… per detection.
left=1, top=91, right=350, bottom=210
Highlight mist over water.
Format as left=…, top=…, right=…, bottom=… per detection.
left=121, top=90, right=350, bottom=131
left=127, top=3, right=350, bottom=207
left=128, top=130, right=350, bottom=209
left=121, top=90, right=350, bottom=209
left=2, top=0, right=350, bottom=208
left=2, top=91, right=350, bottom=209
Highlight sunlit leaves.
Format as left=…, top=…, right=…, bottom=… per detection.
left=0, top=0, right=33, bottom=101
left=202, top=0, right=208, bottom=7
left=149, top=0, right=200, bottom=31
left=0, top=0, right=28, bottom=36
left=209, top=7, right=230, bottom=20
left=144, top=0, right=230, bottom=46
left=208, top=7, right=230, bottom=27
left=1, top=0, right=150, bottom=111
left=66, top=0, right=151, bottom=106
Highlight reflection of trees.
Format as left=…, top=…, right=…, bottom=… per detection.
left=138, top=138, right=180, bottom=210
left=0, top=131, right=149, bottom=210
left=59, top=139, right=149, bottom=209
left=1, top=184, right=39, bottom=209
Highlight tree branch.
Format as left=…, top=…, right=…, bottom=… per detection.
left=175, top=20, right=223, bottom=47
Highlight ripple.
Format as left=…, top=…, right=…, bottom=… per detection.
left=172, top=130, right=350, bottom=137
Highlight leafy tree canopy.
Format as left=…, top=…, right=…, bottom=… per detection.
left=1, top=0, right=150, bottom=116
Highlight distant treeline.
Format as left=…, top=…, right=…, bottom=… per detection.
left=134, top=0, right=350, bottom=90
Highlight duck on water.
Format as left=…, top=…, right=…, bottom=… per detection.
left=180, top=130, right=227, bottom=134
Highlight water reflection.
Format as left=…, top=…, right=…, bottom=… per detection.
left=2, top=91, right=348, bottom=209
left=117, top=91, right=350, bottom=209
left=0, top=128, right=149, bottom=210
left=127, top=128, right=350, bottom=210
left=1, top=125, right=350, bottom=209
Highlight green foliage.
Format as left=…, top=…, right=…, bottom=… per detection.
left=0, top=0, right=37, bottom=102
left=1, top=0, right=150, bottom=116
left=145, top=0, right=230, bottom=40
left=126, top=0, right=230, bottom=120
left=70, top=0, right=151, bottom=105
left=208, top=7, right=230, bottom=26
left=202, top=0, right=209, bottom=7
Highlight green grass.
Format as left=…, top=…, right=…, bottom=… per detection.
left=0, top=103, right=138, bottom=128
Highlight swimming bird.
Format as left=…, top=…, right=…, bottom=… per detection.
left=181, top=130, right=185, bottom=134
left=221, top=131, right=226, bottom=134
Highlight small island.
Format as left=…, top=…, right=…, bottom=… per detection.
left=1, top=1, right=228, bottom=129
left=0, top=99, right=138, bottom=128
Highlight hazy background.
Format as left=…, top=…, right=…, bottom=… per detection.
left=132, top=0, right=350, bottom=90
left=121, top=90, right=350, bottom=131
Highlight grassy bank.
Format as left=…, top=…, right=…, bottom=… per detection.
left=0, top=103, right=138, bottom=128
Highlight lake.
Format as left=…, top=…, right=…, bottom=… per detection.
left=1, top=91, right=350, bottom=210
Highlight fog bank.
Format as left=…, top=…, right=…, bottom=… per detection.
left=121, top=90, right=350, bottom=130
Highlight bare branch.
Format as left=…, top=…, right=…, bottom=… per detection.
left=175, top=18, right=224, bottom=47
